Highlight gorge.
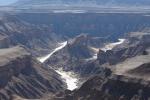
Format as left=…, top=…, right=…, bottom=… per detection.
left=37, top=38, right=126, bottom=91
left=0, top=1, right=150, bottom=99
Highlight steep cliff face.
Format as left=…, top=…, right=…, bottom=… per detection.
left=0, top=46, right=65, bottom=100
left=50, top=32, right=150, bottom=100
left=97, top=32, right=150, bottom=65
left=63, top=75, right=150, bottom=100
left=1, top=12, right=150, bottom=57
left=0, top=14, right=62, bottom=56
left=51, top=66, right=150, bottom=100
left=16, top=13, right=150, bottom=39
left=46, top=34, right=96, bottom=72
left=1, top=11, right=150, bottom=100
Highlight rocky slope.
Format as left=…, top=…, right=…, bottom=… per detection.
left=1, top=12, right=150, bottom=56
left=97, top=32, right=150, bottom=65
left=0, top=11, right=150, bottom=100
left=47, top=32, right=150, bottom=77
left=0, top=46, right=65, bottom=100
left=46, top=34, right=98, bottom=73
left=16, top=13, right=150, bottom=39
left=50, top=32, right=150, bottom=100
left=0, top=13, right=62, bottom=56
left=52, top=75, right=150, bottom=100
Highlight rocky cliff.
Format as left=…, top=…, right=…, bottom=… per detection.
left=97, top=32, right=150, bottom=65
left=46, top=34, right=97, bottom=73
left=0, top=46, right=65, bottom=100
left=53, top=75, right=150, bottom=100
left=1, top=12, right=150, bottom=56
left=50, top=32, right=150, bottom=100
left=0, top=11, right=150, bottom=100
left=0, top=13, right=62, bottom=56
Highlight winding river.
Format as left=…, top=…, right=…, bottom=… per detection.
left=37, top=38, right=125, bottom=91
left=37, top=41, right=79, bottom=90
left=101, top=39, right=125, bottom=51
left=37, top=41, right=68, bottom=63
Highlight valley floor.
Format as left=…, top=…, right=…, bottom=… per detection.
left=37, top=41, right=79, bottom=91
left=37, top=38, right=125, bottom=91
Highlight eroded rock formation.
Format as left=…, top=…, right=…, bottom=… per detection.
left=0, top=46, right=65, bottom=100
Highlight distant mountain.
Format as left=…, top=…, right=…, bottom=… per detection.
left=14, top=0, right=150, bottom=7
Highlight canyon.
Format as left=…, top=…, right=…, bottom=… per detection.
left=0, top=1, right=150, bottom=99
left=50, top=32, right=150, bottom=100
left=37, top=37, right=125, bottom=91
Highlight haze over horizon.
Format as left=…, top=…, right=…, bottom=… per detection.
left=0, top=0, right=17, bottom=5
left=1, top=0, right=150, bottom=7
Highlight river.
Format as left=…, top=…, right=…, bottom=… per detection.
left=37, top=41, right=79, bottom=90
left=101, top=39, right=125, bottom=51
left=86, top=39, right=125, bottom=61
left=37, top=38, right=125, bottom=91
left=37, top=41, right=67, bottom=63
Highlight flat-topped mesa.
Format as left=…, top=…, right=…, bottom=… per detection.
left=0, top=46, right=65, bottom=100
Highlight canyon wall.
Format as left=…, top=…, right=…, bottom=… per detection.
left=0, top=46, right=65, bottom=100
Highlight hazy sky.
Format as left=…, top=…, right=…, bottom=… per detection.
left=0, top=0, right=17, bottom=5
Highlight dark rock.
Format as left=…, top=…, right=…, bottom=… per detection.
left=0, top=46, right=65, bottom=100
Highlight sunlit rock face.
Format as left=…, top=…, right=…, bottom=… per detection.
left=55, top=69, right=78, bottom=91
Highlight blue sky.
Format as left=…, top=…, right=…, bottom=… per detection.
left=0, top=0, right=17, bottom=5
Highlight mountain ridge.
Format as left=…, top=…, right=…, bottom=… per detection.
left=14, top=0, right=150, bottom=7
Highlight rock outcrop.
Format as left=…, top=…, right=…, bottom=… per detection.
left=0, top=46, right=65, bottom=100
left=46, top=34, right=95, bottom=71
left=97, top=32, right=150, bottom=65
left=0, top=11, right=150, bottom=100
left=50, top=32, right=150, bottom=100
left=1, top=12, right=150, bottom=56
left=51, top=74, right=150, bottom=100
